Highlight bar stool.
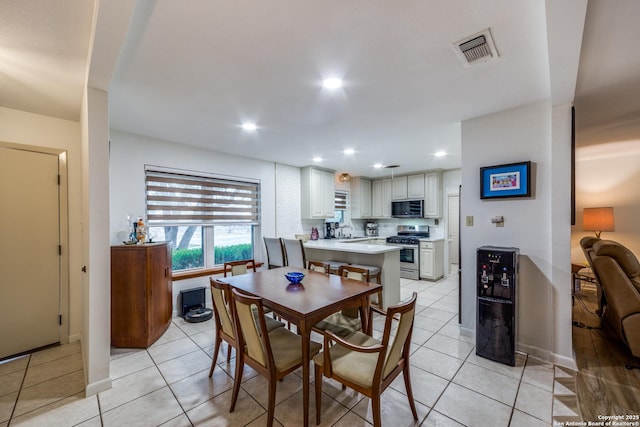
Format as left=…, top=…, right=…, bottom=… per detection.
left=327, top=260, right=350, bottom=275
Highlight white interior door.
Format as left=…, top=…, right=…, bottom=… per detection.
left=0, top=147, right=60, bottom=359
left=447, top=194, right=460, bottom=268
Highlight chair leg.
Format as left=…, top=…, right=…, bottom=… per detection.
left=229, top=353, right=244, bottom=412
left=267, top=377, right=277, bottom=427
left=209, top=335, right=221, bottom=377
left=314, top=364, right=323, bottom=425
left=403, top=364, right=419, bottom=420
left=372, top=395, right=382, bottom=427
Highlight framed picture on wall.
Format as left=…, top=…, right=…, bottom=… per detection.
left=480, top=161, right=532, bottom=199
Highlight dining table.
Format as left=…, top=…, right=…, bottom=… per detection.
left=220, top=266, right=383, bottom=427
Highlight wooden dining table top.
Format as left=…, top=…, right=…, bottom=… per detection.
left=219, top=266, right=382, bottom=322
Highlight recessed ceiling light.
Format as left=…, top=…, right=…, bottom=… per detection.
left=344, top=148, right=355, bottom=155
left=373, top=163, right=383, bottom=169
left=435, top=151, right=447, bottom=157
left=312, top=156, right=323, bottom=162
left=322, top=78, right=343, bottom=90
left=241, top=122, right=257, bottom=132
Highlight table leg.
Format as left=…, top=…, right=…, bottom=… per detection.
left=361, top=296, right=371, bottom=335
left=300, top=320, right=311, bottom=427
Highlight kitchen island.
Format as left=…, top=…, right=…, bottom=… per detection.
left=303, top=239, right=401, bottom=308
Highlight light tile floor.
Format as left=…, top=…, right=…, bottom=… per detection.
left=0, top=274, right=581, bottom=426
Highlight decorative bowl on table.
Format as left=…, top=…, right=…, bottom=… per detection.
left=285, top=272, right=305, bottom=284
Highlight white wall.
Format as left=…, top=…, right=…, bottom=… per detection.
left=461, top=102, right=573, bottom=367
left=82, top=87, right=112, bottom=395
left=571, top=139, right=640, bottom=262
left=0, top=107, right=84, bottom=342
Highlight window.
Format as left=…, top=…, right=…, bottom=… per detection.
left=328, top=190, right=348, bottom=223
left=145, top=167, right=260, bottom=271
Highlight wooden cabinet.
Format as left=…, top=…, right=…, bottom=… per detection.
left=301, top=167, right=335, bottom=218
left=419, top=240, right=444, bottom=281
left=111, top=242, right=173, bottom=348
left=424, top=171, right=443, bottom=218
left=350, top=177, right=372, bottom=219
left=392, top=174, right=424, bottom=200
left=371, top=179, right=392, bottom=218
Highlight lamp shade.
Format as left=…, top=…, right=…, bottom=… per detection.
left=582, top=207, right=615, bottom=237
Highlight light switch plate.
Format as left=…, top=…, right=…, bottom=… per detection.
left=466, top=216, right=473, bottom=226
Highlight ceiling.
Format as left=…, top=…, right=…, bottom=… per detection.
left=1, top=1, right=639, bottom=177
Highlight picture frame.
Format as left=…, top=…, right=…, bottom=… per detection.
left=480, top=161, right=531, bottom=199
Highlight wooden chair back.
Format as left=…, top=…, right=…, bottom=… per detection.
left=308, top=260, right=330, bottom=275
left=223, top=259, right=257, bottom=277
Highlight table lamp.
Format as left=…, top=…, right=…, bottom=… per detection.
left=582, top=207, right=615, bottom=238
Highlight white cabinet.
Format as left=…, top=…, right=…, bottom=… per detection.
left=301, top=167, right=335, bottom=219
left=420, top=239, right=444, bottom=281
left=350, top=177, right=372, bottom=219
left=371, top=178, right=392, bottom=218
left=407, top=174, right=425, bottom=199
left=392, top=176, right=407, bottom=200
left=392, top=174, right=424, bottom=200
left=424, top=171, right=443, bottom=218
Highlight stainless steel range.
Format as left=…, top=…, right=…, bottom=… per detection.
left=386, top=225, right=430, bottom=280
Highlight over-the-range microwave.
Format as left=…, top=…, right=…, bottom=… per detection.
left=391, top=200, right=424, bottom=218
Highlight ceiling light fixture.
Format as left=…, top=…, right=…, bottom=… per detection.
left=435, top=151, right=447, bottom=158
left=241, top=122, right=257, bottom=132
left=312, top=156, right=323, bottom=162
left=344, top=148, right=355, bottom=155
left=373, top=163, right=383, bottom=169
left=322, top=77, right=343, bottom=90
left=338, top=173, right=351, bottom=183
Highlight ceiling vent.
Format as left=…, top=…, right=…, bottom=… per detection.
left=453, top=29, right=499, bottom=67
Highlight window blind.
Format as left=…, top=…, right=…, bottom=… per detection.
left=335, top=191, right=348, bottom=210
left=145, top=168, right=260, bottom=225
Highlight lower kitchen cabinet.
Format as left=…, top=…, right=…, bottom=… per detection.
left=420, top=239, right=444, bottom=281
left=111, top=242, right=173, bottom=348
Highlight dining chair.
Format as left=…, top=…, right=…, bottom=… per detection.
left=312, top=265, right=371, bottom=338
left=282, top=238, right=307, bottom=268
left=229, top=289, right=322, bottom=426
left=307, top=260, right=330, bottom=275
left=313, top=292, right=419, bottom=427
left=223, top=259, right=257, bottom=277
left=208, top=278, right=284, bottom=377
left=264, top=237, right=286, bottom=268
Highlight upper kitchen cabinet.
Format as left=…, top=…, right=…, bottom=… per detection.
left=350, top=176, right=372, bottom=219
left=392, top=174, right=424, bottom=200
left=424, top=171, right=443, bottom=218
left=392, top=176, right=407, bottom=200
left=371, top=178, right=392, bottom=218
left=301, top=167, right=335, bottom=218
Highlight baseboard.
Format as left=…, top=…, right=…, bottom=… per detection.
left=85, top=377, right=112, bottom=396
left=68, top=333, right=82, bottom=343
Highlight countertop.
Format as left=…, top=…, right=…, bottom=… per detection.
left=303, top=239, right=400, bottom=254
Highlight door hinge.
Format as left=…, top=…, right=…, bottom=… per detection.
left=58, top=245, right=62, bottom=255
left=57, top=174, right=61, bottom=185
left=59, top=315, right=62, bottom=325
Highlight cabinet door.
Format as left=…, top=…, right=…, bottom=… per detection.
left=371, top=180, right=382, bottom=217
left=392, top=176, right=408, bottom=200
left=322, top=170, right=335, bottom=217
left=309, top=169, right=327, bottom=217
left=381, top=179, right=392, bottom=217
left=361, top=179, right=372, bottom=217
left=420, top=248, right=434, bottom=278
left=407, top=174, right=425, bottom=199
left=148, top=244, right=172, bottom=340
left=424, top=171, right=443, bottom=218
